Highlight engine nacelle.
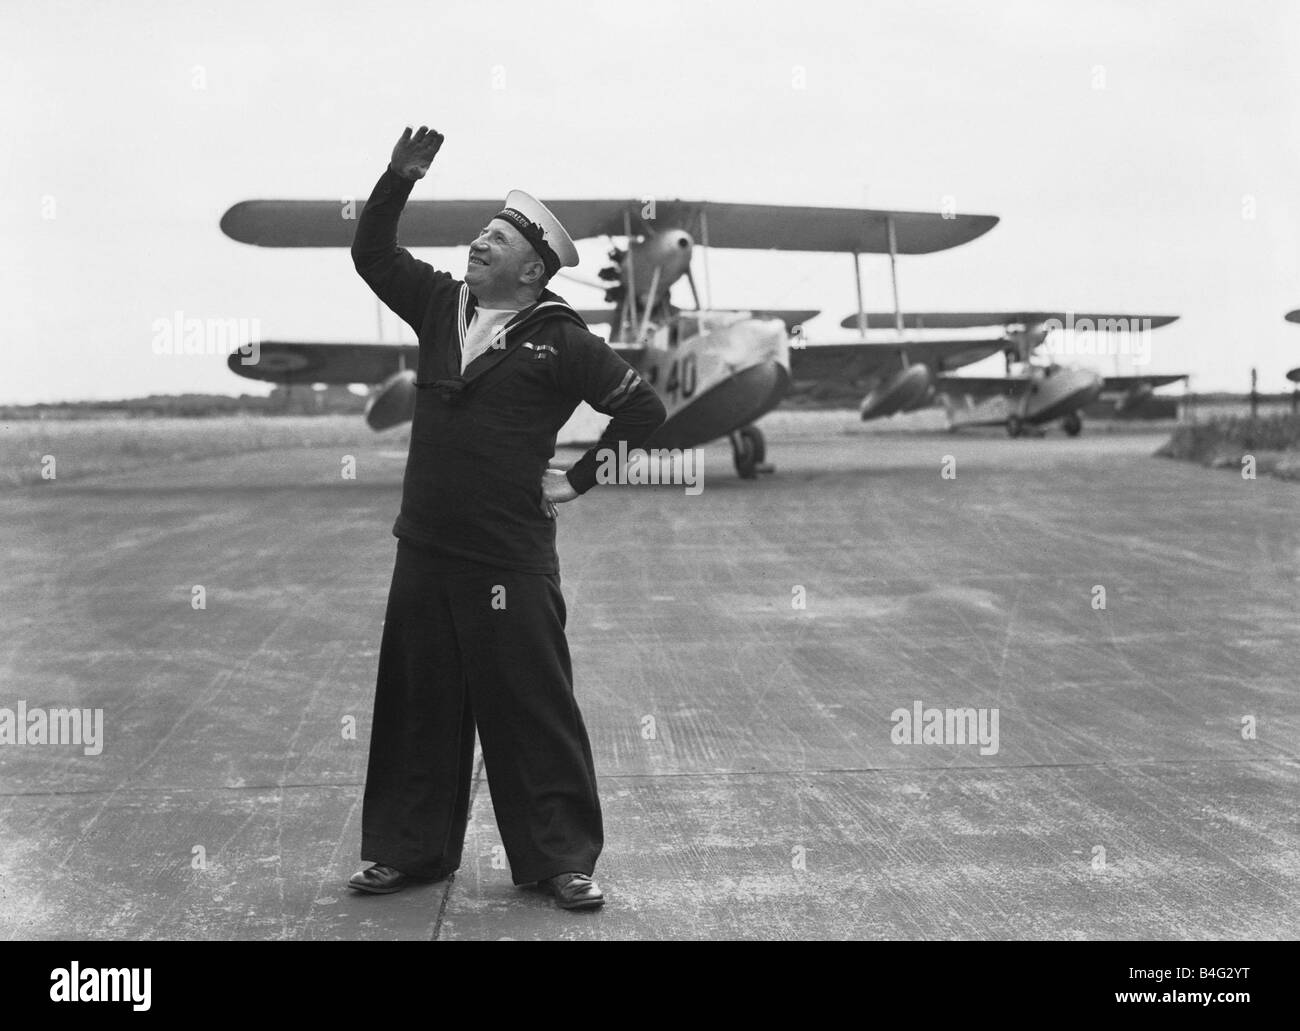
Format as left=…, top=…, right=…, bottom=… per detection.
left=859, top=364, right=933, bottom=421
left=904, top=382, right=936, bottom=412
left=365, top=369, right=417, bottom=430
left=602, top=230, right=693, bottom=310
left=1114, top=382, right=1154, bottom=415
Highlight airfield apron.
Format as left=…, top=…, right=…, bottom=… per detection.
left=360, top=541, right=603, bottom=884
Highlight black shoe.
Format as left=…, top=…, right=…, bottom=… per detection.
left=347, top=863, right=448, bottom=894
left=540, top=872, right=605, bottom=910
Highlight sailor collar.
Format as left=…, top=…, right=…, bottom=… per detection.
left=444, top=285, right=586, bottom=385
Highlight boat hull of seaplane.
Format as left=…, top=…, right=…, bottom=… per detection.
left=858, top=364, right=934, bottom=420
left=1021, top=367, right=1104, bottom=424
left=643, top=315, right=791, bottom=451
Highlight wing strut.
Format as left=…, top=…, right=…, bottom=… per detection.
left=638, top=266, right=662, bottom=342
left=622, top=210, right=638, bottom=343
left=887, top=216, right=904, bottom=340
left=700, top=210, right=713, bottom=310
left=852, top=251, right=866, bottom=335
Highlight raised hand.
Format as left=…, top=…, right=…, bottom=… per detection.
left=389, top=125, right=445, bottom=181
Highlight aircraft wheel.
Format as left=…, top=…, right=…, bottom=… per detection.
left=1006, top=415, right=1023, bottom=438
left=745, top=425, right=766, bottom=466
left=1062, top=412, right=1083, bottom=437
left=731, top=427, right=760, bottom=479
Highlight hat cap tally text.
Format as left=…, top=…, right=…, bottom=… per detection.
left=493, top=190, right=580, bottom=277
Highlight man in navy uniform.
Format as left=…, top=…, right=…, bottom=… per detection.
left=347, top=126, right=665, bottom=909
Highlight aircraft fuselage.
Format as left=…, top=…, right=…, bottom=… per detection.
left=637, top=311, right=791, bottom=449
left=1017, top=366, right=1104, bottom=424
left=946, top=365, right=1103, bottom=431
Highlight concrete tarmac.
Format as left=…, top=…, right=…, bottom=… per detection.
left=2, top=419, right=1297, bottom=939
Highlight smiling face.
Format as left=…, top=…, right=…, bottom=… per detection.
left=465, top=218, right=546, bottom=297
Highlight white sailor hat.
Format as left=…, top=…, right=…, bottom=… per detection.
left=493, top=189, right=579, bottom=277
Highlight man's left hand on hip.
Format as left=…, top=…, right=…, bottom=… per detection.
left=541, top=466, right=578, bottom=518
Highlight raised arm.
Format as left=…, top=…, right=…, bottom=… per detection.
left=351, top=126, right=450, bottom=334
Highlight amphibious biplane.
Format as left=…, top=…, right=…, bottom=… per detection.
left=1286, top=310, right=1300, bottom=397
left=829, top=311, right=1186, bottom=436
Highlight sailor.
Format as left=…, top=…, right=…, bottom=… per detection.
left=347, top=126, right=666, bottom=910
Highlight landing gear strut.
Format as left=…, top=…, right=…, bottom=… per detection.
left=1061, top=412, right=1083, bottom=437
left=730, top=424, right=773, bottom=479
left=1006, top=415, right=1024, bottom=438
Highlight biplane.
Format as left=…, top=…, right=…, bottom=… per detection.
left=831, top=311, right=1186, bottom=436
left=1286, top=310, right=1300, bottom=398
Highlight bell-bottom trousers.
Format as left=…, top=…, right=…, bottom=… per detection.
left=360, top=540, right=603, bottom=884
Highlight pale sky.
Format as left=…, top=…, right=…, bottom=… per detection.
left=4, top=0, right=1298, bottom=403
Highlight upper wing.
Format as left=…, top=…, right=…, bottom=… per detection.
left=839, top=311, right=1180, bottom=330
left=221, top=199, right=997, bottom=254
left=228, top=341, right=416, bottom=384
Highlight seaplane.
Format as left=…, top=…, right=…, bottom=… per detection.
left=830, top=310, right=1186, bottom=436
left=219, top=193, right=1001, bottom=477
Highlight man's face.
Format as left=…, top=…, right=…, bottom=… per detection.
left=465, top=218, right=542, bottom=294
